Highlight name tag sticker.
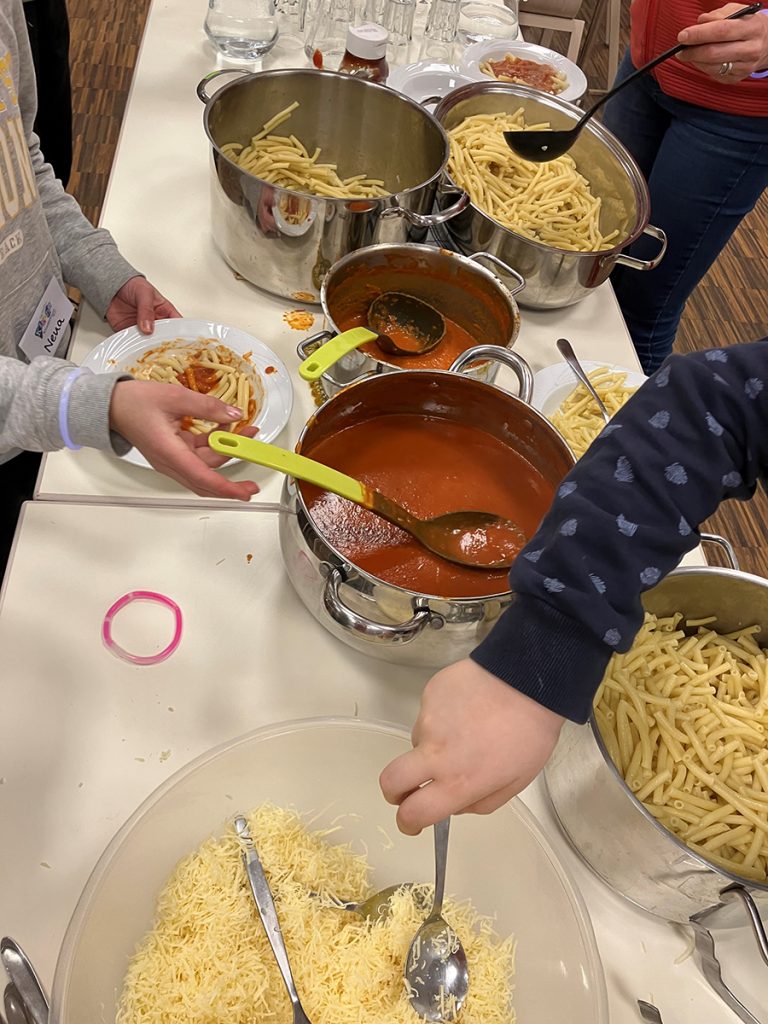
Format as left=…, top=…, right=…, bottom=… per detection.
left=19, top=276, right=74, bottom=360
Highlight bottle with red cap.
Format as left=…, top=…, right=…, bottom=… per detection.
left=338, top=22, right=389, bottom=83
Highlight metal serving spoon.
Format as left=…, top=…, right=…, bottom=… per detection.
left=298, top=293, right=445, bottom=381
left=556, top=337, right=610, bottom=424
left=234, top=817, right=314, bottom=1024
left=0, top=939, right=49, bottom=1024
left=404, top=819, right=469, bottom=1022
left=208, top=433, right=527, bottom=570
left=504, top=1, right=763, bottom=162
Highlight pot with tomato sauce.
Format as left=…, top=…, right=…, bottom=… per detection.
left=279, top=348, right=574, bottom=667
left=296, top=243, right=525, bottom=400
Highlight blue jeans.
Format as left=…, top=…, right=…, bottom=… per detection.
left=602, top=53, right=768, bottom=373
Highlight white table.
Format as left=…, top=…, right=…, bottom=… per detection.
left=0, top=501, right=760, bottom=1023
left=35, top=0, right=637, bottom=508
left=6, top=2, right=759, bottom=1023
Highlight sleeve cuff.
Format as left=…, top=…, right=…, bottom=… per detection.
left=470, top=594, right=613, bottom=723
left=67, top=372, right=133, bottom=454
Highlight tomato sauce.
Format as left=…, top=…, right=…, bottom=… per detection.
left=336, top=311, right=481, bottom=370
left=300, top=413, right=554, bottom=598
left=485, top=56, right=563, bottom=93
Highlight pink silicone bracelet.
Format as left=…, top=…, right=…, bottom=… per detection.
left=102, top=590, right=183, bottom=666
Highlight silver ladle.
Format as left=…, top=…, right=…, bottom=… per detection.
left=556, top=337, right=610, bottom=424
left=504, top=2, right=762, bottom=162
left=404, top=818, right=469, bottom=1022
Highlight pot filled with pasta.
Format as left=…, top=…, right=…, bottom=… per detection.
left=544, top=544, right=768, bottom=1017
left=279, top=349, right=574, bottom=667
left=197, top=68, right=469, bottom=303
left=297, top=242, right=525, bottom=400
left=432, top=82, right=668, bottom=310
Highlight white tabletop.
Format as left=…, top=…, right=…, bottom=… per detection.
left=35, top=0, right=637, bottom=509
left=0, top=501, right=757, bottom=1023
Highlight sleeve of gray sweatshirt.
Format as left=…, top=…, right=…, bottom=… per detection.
left=0, top=355, right=131, bottom=454
left=14, top=0, right=140, bottom=315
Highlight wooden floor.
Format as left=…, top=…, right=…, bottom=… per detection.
left=66, top=0, right=767, bottom=575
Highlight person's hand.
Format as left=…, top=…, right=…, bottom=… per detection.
left=379, top=659, right=565, bottom=835
left=106, top=276, right=181, bottom=335
left=108, top=379, right=260, bottom=500
left=677, top=3, right=768, bottom=80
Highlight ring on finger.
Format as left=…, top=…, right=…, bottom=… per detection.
left=718, top=60, right=734, bottom=76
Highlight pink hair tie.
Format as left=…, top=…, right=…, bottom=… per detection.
left=102, top=591, right=183, bottom=665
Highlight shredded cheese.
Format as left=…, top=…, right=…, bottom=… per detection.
left=117, top=803, right=516, bottom=1024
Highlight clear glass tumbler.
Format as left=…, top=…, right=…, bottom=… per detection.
left=204, top=0, right=279, bottom=60
left=425, top=0, right=460, bottom=42
left=303, top=0, right=356, bottom=68
left=381, top=0, right=416, bottom=60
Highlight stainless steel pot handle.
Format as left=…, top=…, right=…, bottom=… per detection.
left=380, top=191, right=470, bottom=228
left=612, top=225, right=668, bottom=272
left=196, top=67, right=253, bottom=104
left=466, top=251, right=525, bottom=296
left=689, top=884, right=767, bottom=1024
left=296, top=331, right=334, bottom=361
left=699, top=532, right=740, bottom=571
left=449, top=345, right=534, bottom=405
left=322, top=566, right=439, bottom=644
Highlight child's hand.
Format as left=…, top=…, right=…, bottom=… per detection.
left=380, top=658, right=564, bottom=835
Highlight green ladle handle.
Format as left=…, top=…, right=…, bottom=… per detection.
left=298, top=327, right=378, bottom=381
left=208, top=432, right=367, bottom=505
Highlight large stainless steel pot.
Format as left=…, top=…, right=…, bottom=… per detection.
left=545, top=545, right=768, bottom=1024
left=296, top=243, right=525, bottom=399
left=432, top=82, right=668, bottom=310
left=279, top=347, right=575, bottom=667
left=197, top=69, right=469, bottom=303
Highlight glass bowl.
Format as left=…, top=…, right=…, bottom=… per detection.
left=51, top=717, right=608, bottom=1024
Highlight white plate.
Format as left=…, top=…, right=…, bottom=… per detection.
left=532, top=360, right=648, bottom=419
left=460, top=39, right=588, bottom=103
left=387, top=62, right=476, bottom=104
left=80, top=318, right=293, bottom=470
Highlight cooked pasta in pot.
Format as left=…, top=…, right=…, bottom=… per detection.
left=221, top=102, right=389, bottom=200
left=447, top=109, right=619, bottom=252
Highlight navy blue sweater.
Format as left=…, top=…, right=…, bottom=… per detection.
left=472, top=340, right=768, bottom=723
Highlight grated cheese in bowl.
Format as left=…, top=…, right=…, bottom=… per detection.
left=116, top=803, right=516, bottom=1024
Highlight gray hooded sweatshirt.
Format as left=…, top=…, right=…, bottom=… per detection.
left=0, top=0, right=140, bottom=460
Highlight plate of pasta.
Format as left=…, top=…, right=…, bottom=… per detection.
left=460, top=40, right=587, bottom=102
left=533, top=360, right=646, bottom=459
left=80, top=318, right=293, bottom=470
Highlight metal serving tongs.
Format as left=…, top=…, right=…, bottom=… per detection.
left=234, top=816, right=313, bottom=1024
left=0, top=938, right=49, bottom=1024
left=689, top=884, right=768, bottom=1024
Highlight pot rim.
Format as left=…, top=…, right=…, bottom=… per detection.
left=587, top=563, right=768, bottom=894
left=433, top=80, right=650, bottom=257
left=202, top=68, right=452, bottom=207
left=291, top=364, right=571, bottom=604
left=319, top=242, right=522, bottom=373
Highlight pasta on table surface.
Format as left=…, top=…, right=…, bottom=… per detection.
left=221, top=102, right=389, bottom=200
left=447, top=109, right=619, bottom=252
left=595, top=613, right=768, bottom=883
left=550, top=367, right=639, bottom=459
left=117, top=803, right=516, bottom=1024
left=130, top=338, right=261, bottom=435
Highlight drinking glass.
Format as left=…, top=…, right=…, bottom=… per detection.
left=303, top=0, right=356, bottom=68
left=457, top=0, right=519, bottom=44
left=204, top=0, right=279, bottom=60
left=425, top=0, right=460, bottom=42
left=381, top=0, right=416, bottom=59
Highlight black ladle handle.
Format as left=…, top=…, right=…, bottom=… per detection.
left=576, top=1, right=763, bottom=130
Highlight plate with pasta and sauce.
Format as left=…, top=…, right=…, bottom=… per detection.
left=460, top=40, right=587, bottom=102
left=80, top=318, right=293, bottom=470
